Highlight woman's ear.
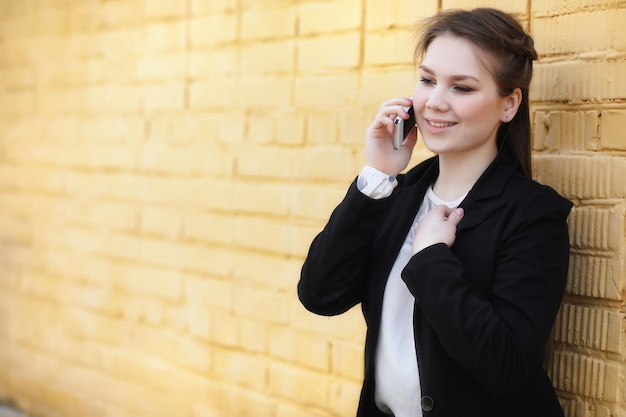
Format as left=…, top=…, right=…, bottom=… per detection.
left=501, top=87, right=522, bottom=122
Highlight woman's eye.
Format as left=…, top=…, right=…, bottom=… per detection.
left=454, top=85, right=473, bottom=93
left=420, top=77, right=434, bottom=85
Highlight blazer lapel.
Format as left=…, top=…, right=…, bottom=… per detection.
left=368, top=158, right=439, bottom=315
left=376, top=158, right=440, bottom=261
left=457, top=148, right=520, bottom=233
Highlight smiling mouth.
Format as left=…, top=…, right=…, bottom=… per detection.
left=428, top=120, right=456, bottom=128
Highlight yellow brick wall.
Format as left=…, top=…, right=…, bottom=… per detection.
left=0, top=1, right=624, bottom=416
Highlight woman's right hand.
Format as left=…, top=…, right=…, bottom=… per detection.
left=365, top=97, right=418, bottom=177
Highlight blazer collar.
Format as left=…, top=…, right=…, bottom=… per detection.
left=403, top=148, right=521, bottom=233
left=457, top=148, right=520, bottom=232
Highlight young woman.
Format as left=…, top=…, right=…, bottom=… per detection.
left=298, top=8, right=572, bottom=417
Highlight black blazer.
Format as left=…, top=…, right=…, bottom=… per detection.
left=299, top=148, right=573, bottom=417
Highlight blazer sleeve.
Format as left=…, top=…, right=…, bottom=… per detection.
left=298, top=180, right=391, bottom=316
left=402, top=185, right=572, bottom=396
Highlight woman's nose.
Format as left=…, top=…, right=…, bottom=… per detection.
left=425, top=87, right=449, bottom=111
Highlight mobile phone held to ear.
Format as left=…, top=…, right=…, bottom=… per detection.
left=393, top=105, right=415, bottom=150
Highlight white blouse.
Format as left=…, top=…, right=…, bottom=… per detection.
left=357, top=166, right=466, bottom=417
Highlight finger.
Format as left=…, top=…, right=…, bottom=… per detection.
left=380, top=100, right=413, bottom=118
left=447, top=208, right=464, bottom=226
left=382, top=97, right=413, bottom=108
left=394, top=104, right=414, bottom=120
left=440, top=205, right=455, bottom=216
left=370, top=115, right=394, bottom=132
left=381, top=112, right=403, bottom=124
left=428, top=204, right=451, bottom=220
left=372, top=117, right=396, bottom=136
left=401, top=127, right=418, bottom=150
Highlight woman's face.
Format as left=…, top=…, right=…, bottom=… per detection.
left=412, top=34, right=513, bottom=158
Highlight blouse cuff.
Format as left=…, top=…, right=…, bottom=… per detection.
left=356, top=166, right=398, bottom=199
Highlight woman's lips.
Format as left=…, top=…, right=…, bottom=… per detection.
left=427, top=120, right=456, bottom=128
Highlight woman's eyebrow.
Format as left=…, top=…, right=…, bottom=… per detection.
left=419, top=65, right=480, bottom=83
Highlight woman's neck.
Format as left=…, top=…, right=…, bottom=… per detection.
left=433, top=147, right=498, bottom=201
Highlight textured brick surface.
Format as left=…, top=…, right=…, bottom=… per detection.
left=0, top=1, right=625, bottom=417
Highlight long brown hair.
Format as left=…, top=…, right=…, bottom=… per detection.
left=415, top=8, right=538, bottom=178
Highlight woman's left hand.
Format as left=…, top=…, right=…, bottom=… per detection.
left=413, top=205, right=464, bottom=254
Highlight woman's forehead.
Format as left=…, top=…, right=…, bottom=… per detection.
left=421, top=35, right=497, bottom=78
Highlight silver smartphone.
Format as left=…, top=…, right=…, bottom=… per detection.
left=393, top=105, right=415, bottom=150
